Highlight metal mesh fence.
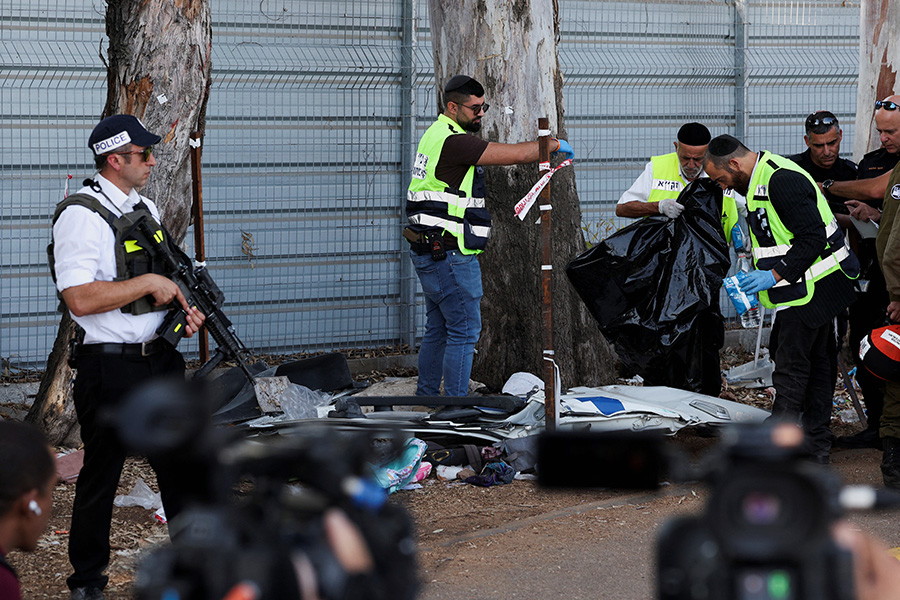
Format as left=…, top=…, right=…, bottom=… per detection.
left=560, top=0, right=861, bottom=322
left=0, top=0, right=863, bottom=370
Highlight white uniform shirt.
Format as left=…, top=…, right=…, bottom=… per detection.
left=617, top=160, right=747, bottom=214
left=53, top=174, right=166, bottom=344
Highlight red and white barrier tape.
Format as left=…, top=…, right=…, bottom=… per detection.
left=513, top=158, right=572, bottom=220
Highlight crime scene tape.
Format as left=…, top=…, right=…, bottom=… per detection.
left=513, top=158, right=572, bottom=221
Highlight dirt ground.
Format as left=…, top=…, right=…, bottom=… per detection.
left=7, top=348, right=874, bottom=599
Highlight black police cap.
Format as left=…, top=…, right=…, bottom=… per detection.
left=89, top=114, right=161, bottom=156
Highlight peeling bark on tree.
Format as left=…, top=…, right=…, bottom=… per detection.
left=427, top=0, right=617, bottom=390
left=855, top=0, right=900, bottom=159
left=28, top=0, right=212, bottom=444
left=25, top=314, right=81, bottom=447
left=104, top=0, right=213, bottom=240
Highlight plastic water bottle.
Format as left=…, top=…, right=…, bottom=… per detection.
left=732, top=225, right=760, bottom=329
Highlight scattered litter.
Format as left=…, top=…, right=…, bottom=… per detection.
left=839, top=408, right=860, bottom=424
left=724, top=355, right=775, bottom=389
left=458, top=467, right=477, bottom=480
left=56, top=449, right=84, bottom=483
left=514, top=473, right=536, bottom=481
left=114, top=478, right=161, bottom=511
left=502, top=372, right=544, bottom=396
left=369, top=438, right=427, bottom=494
left=464, top=461, right=516, bottom=487
left=436, top=465, right=464, bottom=481
left=255, top=376, right=332, bottom=419
left=413, top=461, right=432, bottom=483
left=241, top=415, right=284, bottom=428
left=154, top=507, right=167, bottom=524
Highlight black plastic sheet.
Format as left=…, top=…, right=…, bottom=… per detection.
left=566, top=178, right=731, bottom=394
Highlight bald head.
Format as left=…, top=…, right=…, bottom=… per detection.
left=876, top=95, right=900, bottom=155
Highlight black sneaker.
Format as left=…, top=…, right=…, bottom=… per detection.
left=835, top=428, right=881, bottom=450
left=881, top=437, right=900, bottom=490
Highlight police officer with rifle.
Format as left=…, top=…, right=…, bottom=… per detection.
left=50, top=114, right=210, bottom=600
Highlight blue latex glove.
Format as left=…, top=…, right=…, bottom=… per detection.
left=739, top=269, right=777, bottom=294
left=553, top=139, right=575, bottom=160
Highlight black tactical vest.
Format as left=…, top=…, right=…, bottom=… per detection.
left=48, top=188, right=173, bottom=315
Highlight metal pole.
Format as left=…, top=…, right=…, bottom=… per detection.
left=190, top=131, right=209, bottom=363
left=734, top=0, right=748, bottom=141
left=399, top=0, right=418, bottom=349
left=838, top=355, right=869, bottom=429
left=538, top=118, right=556, bottom=432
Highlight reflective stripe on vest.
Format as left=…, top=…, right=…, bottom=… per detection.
left=647, top=153, right=684, bottom=203
left=407, top=114, right=489, bottom=255
left=752, top=219, right=842, bottom=259
left=746, top=151, right=858, bottom=308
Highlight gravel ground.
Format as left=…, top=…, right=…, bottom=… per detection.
left=6, top=347, right=872, bottom=598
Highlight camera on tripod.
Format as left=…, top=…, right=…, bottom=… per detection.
left=114, top=377, right=419, bottom=600
left=537, top=423, right=882, bottom=600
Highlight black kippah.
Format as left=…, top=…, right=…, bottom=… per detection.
left=445, top=75, right=474, bottom=93
left=708, top=134, right=741, bottom=157
left=677, top=122, right=711, bottom=146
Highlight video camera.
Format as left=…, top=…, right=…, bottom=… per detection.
left=115, top=377, right=419, bottom=600
left=537, top=423, right=894, bottom=600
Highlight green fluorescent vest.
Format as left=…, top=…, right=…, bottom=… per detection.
left=407, top=114, right=490, bottom=255
left=649, top=152, right=739, bottom=243
left=746, top=151, right=857, bottom=309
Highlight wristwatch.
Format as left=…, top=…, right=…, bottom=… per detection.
left=822, top=179, right=835, bottom=190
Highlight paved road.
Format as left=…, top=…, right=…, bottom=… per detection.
left=417, top=446, right=899, bottom=600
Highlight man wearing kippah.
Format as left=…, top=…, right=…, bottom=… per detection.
left=405, top=75, right=574, bottom=398
left=616, top=122, right=743, bottom=240
left=704, top=134, right=859, bottom=464
left=53, top=114, right=206, bottom=600
left=614, top=123, right=743, bottom=396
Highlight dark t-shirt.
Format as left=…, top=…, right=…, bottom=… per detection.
left=786, top=149, right=857, bottom=212
left=436, top=133, right=489, bottom=190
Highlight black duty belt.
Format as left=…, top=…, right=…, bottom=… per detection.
left=403, top=227, right=458, bottom=256
left=74, top=338, right=167, bottom=358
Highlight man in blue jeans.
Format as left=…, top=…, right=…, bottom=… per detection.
left=405, top=75, right=573, bottom=397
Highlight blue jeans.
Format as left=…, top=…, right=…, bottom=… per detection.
left=410, top=249, right=483, bottom=397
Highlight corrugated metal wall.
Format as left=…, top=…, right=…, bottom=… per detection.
left=0, top=0, right=862, bottom=370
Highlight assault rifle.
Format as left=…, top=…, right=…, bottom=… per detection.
left=129, top=216, right=256, bottom=382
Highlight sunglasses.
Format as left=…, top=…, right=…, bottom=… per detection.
left=456, top=102, right=489, bottom=115
left=876, top=100, right=899, bottom=111
left=805, top=114, right=837, bottom=128
left=111, top=146, right=154, bottom=162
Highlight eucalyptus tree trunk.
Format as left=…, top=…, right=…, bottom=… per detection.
left=854, top=0, right=900, bottom=159
left=427, top=0, right=616, bottom=390
left=28, top=0, right=212, bottom=444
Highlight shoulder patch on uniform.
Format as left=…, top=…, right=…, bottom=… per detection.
left=892, top=184, right=900, bottom=200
